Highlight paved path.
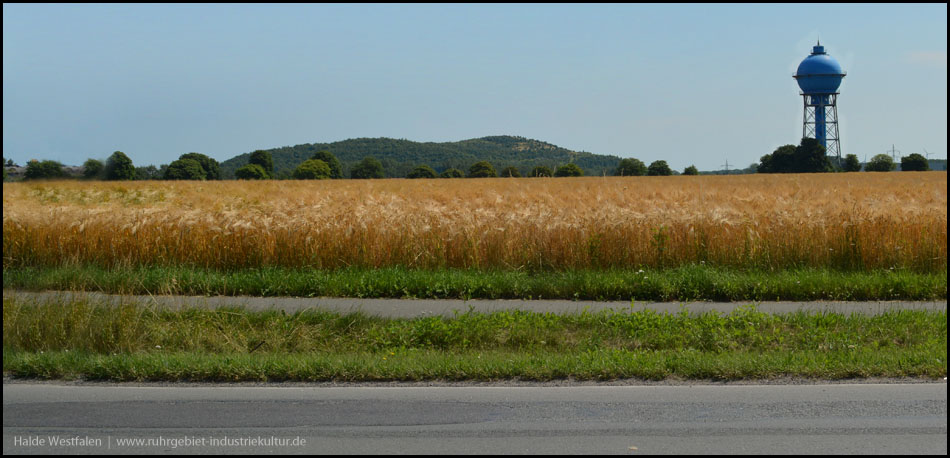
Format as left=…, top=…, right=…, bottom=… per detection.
left=3, top=290, right=946, bottom=317
left=3, top=382, right=946, bottom=454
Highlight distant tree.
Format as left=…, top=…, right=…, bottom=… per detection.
left=500, top=166, right=521, bottom=178
left=135, top=165, right=162, bottom=180
left=273, top=170, right=293, bottom=180
left=293, top=159, right=332, bottom=179
left=439, top=168, right=464, bottom=178
left=105, top=151, right=136, bottom=180
left=616, top=158, right=647, bottom=176
left=529, top=166, right=553, bottom=177
left=179, top=153, right=220, bottom=180
left=235, top=163, right=269, bottom=180
left=757, top=139, right=832, bottom=174
left=4, top=158, right=15, bottom=167
left=683, top=165, right=699, bottom=175
left=647, top=160, right=673, bottom=176
left=310, top=150, right=343, bottom=179
left=554, top=163, right=584, bottom=177
left=842, top=154, right=862, bottom=172
left=865, top=154, right=896, bottom=172
left=164, top=158, right=207, bottom=180
left=900, top=153, right=930, bottom=171
left=407, top=164, right=437, bottom=179
left=351, top=157, right=385, bottom=179
left=82, top=158, right=104, bottom=179
left=24, top=159, right=67, bottom=180
left=757, top=144, right=796, bottom=173
left=467, top=161, right=497, bottom=178
left=794, top=138, right=833, bottom=173
left=248, top=150, right=274, bottom=177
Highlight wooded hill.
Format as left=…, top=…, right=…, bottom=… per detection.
left=219, top=136, right=623, bottom=178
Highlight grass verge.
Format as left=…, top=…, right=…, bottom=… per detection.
left=4, top=296, right=945, bottom=382
left=3, top=264, right=947, bottom=301
left=5, top=349, right=944, bottom=382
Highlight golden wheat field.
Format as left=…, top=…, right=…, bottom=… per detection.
left=2, top=173, right=946, bottom=271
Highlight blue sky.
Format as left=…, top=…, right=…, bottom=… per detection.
left=3, top=3, right=947, bottom=171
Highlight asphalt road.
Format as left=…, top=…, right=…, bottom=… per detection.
left=3, top=382, right=946, bottom=454
left=4, top=290, right=946, bottom=317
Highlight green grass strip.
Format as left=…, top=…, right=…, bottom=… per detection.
left=4, top=296, right=945, bottom=382
left=4, top=348, right=944, bottom=382
left=4, top=264, right=947, bottom=301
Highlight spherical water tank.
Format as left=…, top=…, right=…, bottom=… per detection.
left=794, top=43, right=845, bottom=94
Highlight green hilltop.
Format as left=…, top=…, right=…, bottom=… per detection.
left=220, top=135, right=623, bottom=178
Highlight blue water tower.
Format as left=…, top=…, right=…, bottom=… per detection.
left=794, top=41, right=846, bottom=163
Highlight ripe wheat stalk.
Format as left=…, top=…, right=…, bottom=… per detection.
left=3, top=173, right=946, bottom=272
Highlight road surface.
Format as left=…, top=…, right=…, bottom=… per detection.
left=3, top=382, right=946, bottom=454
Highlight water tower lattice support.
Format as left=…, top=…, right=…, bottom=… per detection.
left=801, top=93, right=841, bottom=162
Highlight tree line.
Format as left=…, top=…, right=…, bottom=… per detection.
left=4, top=151, right=220, bottom=182
left=4, top=139, right=936, bottom=182
left=5, top=149, right=698, bottom=182
left=756, top=138, right=932, bottom=173
left=234, top=150, right=595, bottom=180
left=230, top=150, right=702, bottom=180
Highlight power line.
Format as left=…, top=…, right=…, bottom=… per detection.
left=888, top=144, right=901, bottom=161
